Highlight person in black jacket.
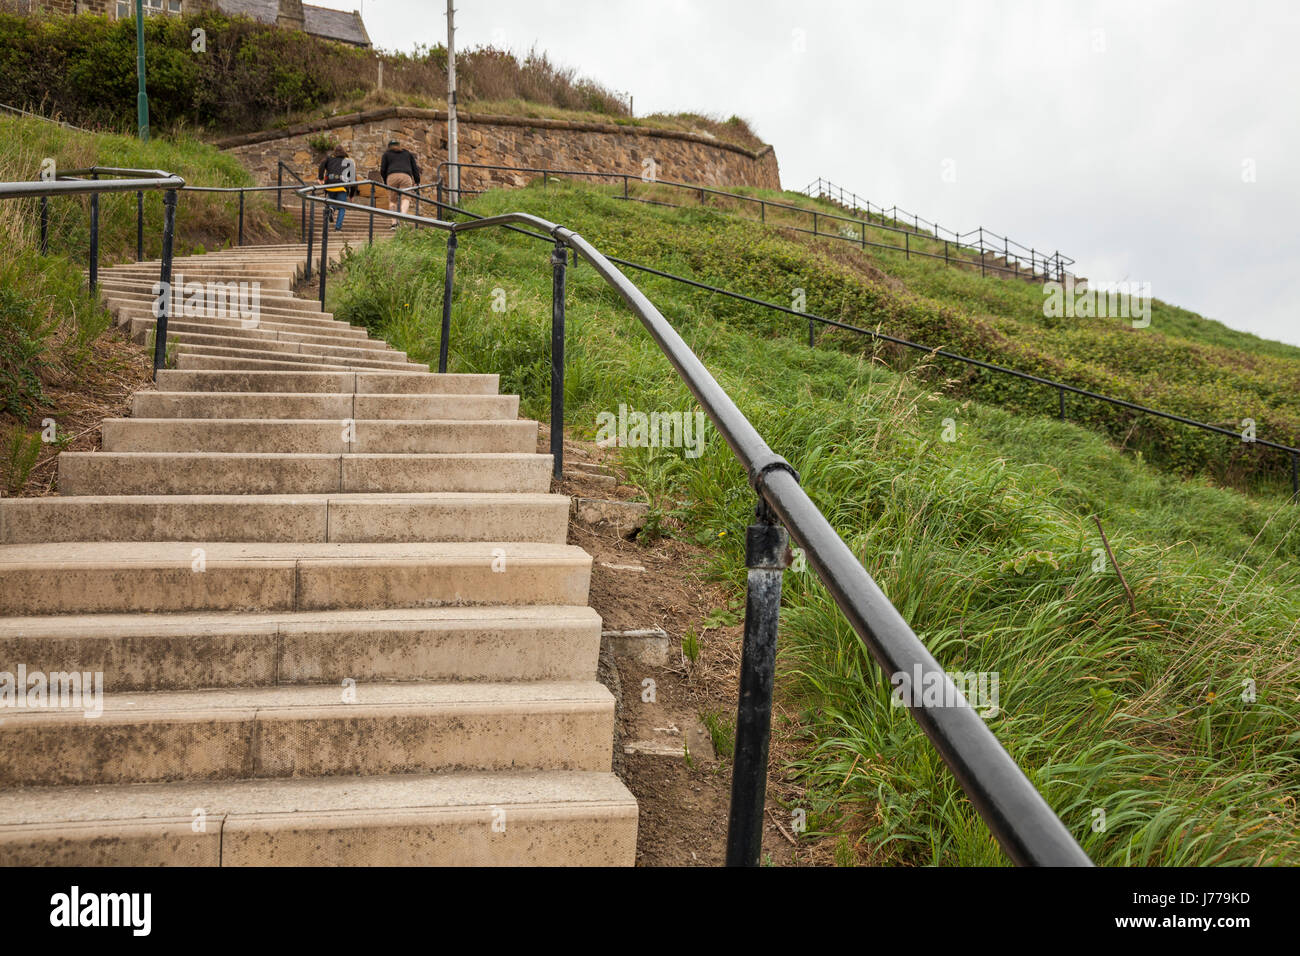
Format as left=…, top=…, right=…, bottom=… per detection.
left=317, top=145, right=355, bottom=230
left=380, top=138, right=421, bottom=225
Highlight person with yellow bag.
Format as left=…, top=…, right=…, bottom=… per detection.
left=316, top=145, right=355, bottom=231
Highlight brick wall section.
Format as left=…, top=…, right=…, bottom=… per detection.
left=215, top=107, right=781, bottom=194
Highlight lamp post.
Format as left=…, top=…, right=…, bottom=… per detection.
left=446, top=0, right=458, bottom=204
left=135, top=0, right=150, bottom=141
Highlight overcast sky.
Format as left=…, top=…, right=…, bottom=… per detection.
left=343, top=0, right=1300, bottom=346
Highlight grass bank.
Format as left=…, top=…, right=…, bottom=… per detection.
left=0, top=116, right=294, bottom=492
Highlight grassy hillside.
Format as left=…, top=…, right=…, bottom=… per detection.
left=586, top=180, right=1300, bottom=495
left=0, top=114, right=293, bottom=492
left=327, top=183, right=1300, bottom=865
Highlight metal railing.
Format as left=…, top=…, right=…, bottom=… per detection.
left=5, top=165, right=185, bottom=378
left=800, top=176, right=1074, bottom=279
left=297, top=182, right=1094, bottom=866
left=417, top=161, right=1073, bottom=281
left=0, top=102, right=87, bottom=132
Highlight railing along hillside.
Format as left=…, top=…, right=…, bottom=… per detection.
left=801, top=176, right=1075, bottom=280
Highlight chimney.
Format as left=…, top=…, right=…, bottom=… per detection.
left=277, top=0, right=305, bottom=30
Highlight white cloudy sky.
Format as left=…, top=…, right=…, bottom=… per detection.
left=341, top=0, right=1300, bottom=346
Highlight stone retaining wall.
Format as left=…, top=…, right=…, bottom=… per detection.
left=215, top=107, right=781, bottom=194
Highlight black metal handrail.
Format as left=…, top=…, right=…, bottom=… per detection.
left=297, top=182, right=1093, bottom=866
left=421, top=161, right=1072, bottom=281
left=5, top=165, right=184, bottom=378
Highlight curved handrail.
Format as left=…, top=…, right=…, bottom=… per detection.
left=12, top=166, right=185, bottom=198
left=296, top=181, right=1093, bottom=866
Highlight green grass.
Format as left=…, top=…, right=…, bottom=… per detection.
left=327, top=183, right=1300, bottom=866
left=0, top=116, right=295, bottom=484
left=597, top=180, right=1300, bottom=495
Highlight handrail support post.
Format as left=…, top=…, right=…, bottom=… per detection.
left=318, top=199, right=329, bottom=309
left=438, top=232, right=457, bottom=374
left=726, top=495, right=790, bottom=866
left=152, top=188, right=178, bottom=379
left=305, top=199, right=315, bottom=280
left=550, top=239, right=567, bottom=480
left=89, top=190, right=99, bottom=289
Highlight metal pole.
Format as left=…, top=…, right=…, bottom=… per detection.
left=319, top=201, right=329, bottom=309
left=550, top=240, right=567, bottom=481
left=905, top=232, right=909, bottom=260
left=277, top=165, right=283, bottom=212
left=39, top=196, right=48, bottom=255
left=725, top=498, right=790, bottom=866
left=438, top=233, right=457, bottom=373
left=305, top=199, right=315, bottom=280
left=369, top=185, right=375, bottom=245
left=136, top=190, right=143, bottom=261
left=135, top=0, right=149, bottom=141
left=88, top=188, right=99, bottom=290
left=299, top=189, right=305, bottom=242
left=152, top=189, right=177, bottom=378
left=238, top=189, right=245, bottom=246
left=447, top=0, right=459, bottom=205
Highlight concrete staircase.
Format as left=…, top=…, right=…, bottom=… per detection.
left=0, top=239, right=638, bottom=865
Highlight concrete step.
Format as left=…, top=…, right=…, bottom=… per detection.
left=170, top=342, right=426, bottom=372
left=106, top=291, right=345, bottom=326
left=146, top=328, right=409, bottom=364
left=100, top=283, right=330, bottom=314
left=154, top=369, right=497, bottom=394
left=101, top=418, right=537, bottom=454
left=100, top=271, right=293, bottom=291
left=176, top=351, right=371, bottom=373
left=105, top=264, right=300, bottom=279
left=130, top=391, right=519, bottom=420
left=0, top=680, right=615, bottom=787
left=128, top=316, right=375, bottom=347
left=0, top=605, right=602, bottom=690
left=58, top=451, right=553, bottom=495
left=0, top=492, right=570, bottom=544
left=0, top=541, right=591, bottom=614
left=0, top=770, right=637, bottom=865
